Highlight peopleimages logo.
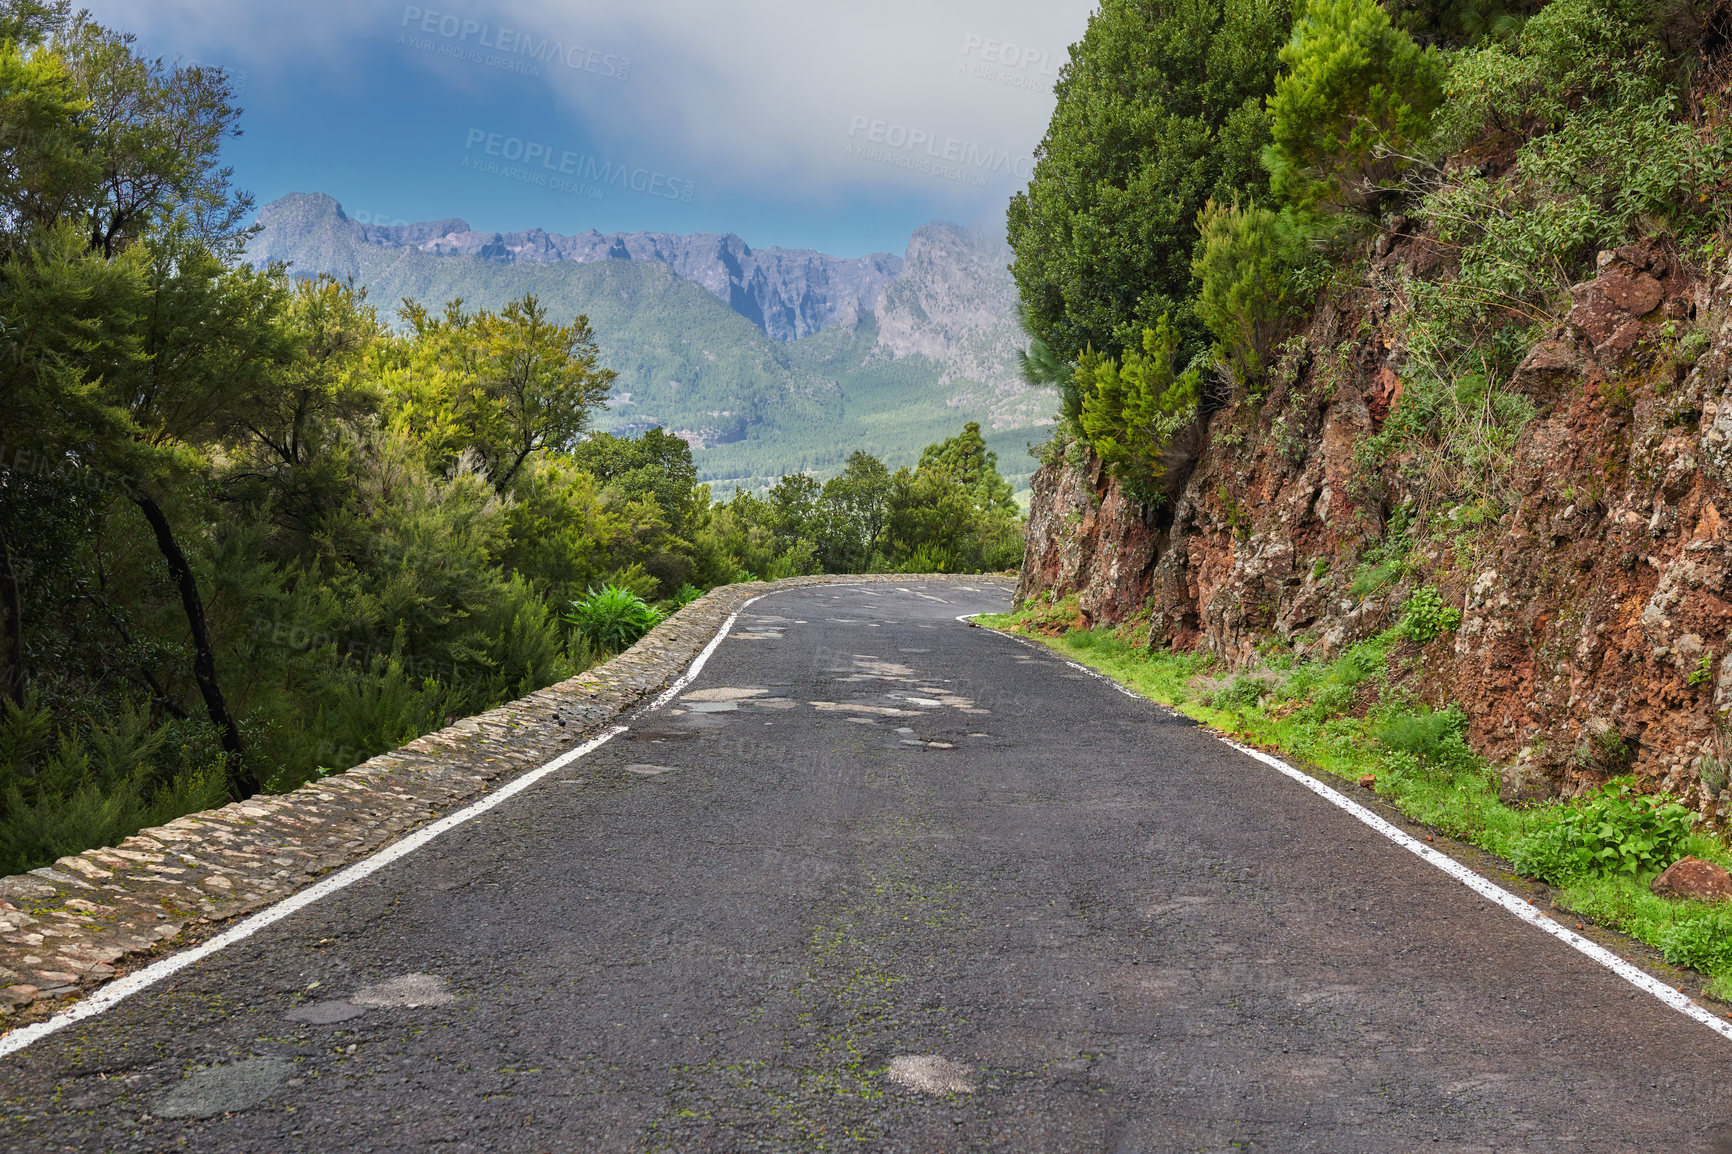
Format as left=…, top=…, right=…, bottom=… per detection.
left=959, top=33, right=1059, bottom=74
left=400, top=6, right=630, bottom=80
left=957, top=33, right=1059, bottom=92
left=844, top=115, right=1033, bottom=183
left=462, top=129, right=695, bottom=202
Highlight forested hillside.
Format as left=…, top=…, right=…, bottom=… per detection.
left=0, top=2, right=1022, bottom=876
left=1009, top=0, right=1732, bottom=987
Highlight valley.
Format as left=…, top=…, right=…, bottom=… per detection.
left=247, top=193, right=1054, bottom=494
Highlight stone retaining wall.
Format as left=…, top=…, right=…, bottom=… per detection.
left=0, top=574, right=1010, bottom=1029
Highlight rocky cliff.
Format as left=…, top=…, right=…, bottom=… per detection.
left=249, top=193, right=901, bottom=342
left=1019, top=230, right=1732, bottom=815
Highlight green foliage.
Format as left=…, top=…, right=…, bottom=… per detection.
left=917, top=422, right=1017, bottom=517
left=1264, top=0, right=1445, bottom=214
left=0, top=694, right=228, bottom=876
left=1431, top=0, right=1651, bottom=151
left=1007, top=0, right=1291, bottom=362
left=1375, top=704, right=1477, bottom=774
left=701, top=423, right=1023, bottom=578
left=565, top=584, right=667, bottom=653
left=1077, top=318, right=1202, bottom=502
left=1658, top=909, right=1732, bottom=974
left=1211, top=672, right=1270, bottom=710
left=1398, top=585, right=1461, bottom=645
left=1192, top=199, right=1317, bottom=388
left=320, top=651, right=456, bottom=769
left=1510, top=780, right=1696, bottom=883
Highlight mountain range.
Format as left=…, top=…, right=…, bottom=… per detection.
left=246, top=193, right=1054, bottom=494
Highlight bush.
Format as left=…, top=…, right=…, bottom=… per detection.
left=321, top=652, right=456, bottom=768
left=1398, top=585, right=1462, bottom=645
left=1509, top=780, right=1695, bottom=882
left=1659, top=910, right=1732, bottom=974
left=0, top=696, right=229, bottom=875
left=1375, top=705, right=1477, bottom=774
left=1192, top=199, right=1317, bottom=389
left=1264, top=0, right=1445, bottom=213
left=1431, top=0, right=1649, bottom=152
left=1213, top=672, right=1270, bottom=710
left=1077, top=317, right=1202, bottom=502
left=566, top=584, right=667, bottom=652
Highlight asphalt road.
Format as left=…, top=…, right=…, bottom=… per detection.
left=3, top=581, right=1731, bottom=1153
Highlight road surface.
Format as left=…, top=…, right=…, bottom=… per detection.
left=3, top=582, right=1730, bottom=1152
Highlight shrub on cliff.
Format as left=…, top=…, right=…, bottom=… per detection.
left=1193, top=199, right=1318, bottom=391
left=1263, top=0, right=1446, bottom=215
left=1077, top=318, right=1202, bottom=504
left=1007, top=0, right=1291, bottom=363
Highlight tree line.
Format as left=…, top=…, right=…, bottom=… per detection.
left=0, top=0, right=1023, bottom=874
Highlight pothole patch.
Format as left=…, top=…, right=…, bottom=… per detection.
left=684, top=701, right=739, bottom=713
left=886, top=1054, right=975, bottom=1095
left=349, top=973, right=455, bottom=1008
left=682, top=687, right=766, bottom=702
left=153, top=1057, right=293, bottom=1118
left=285, top=999, right=367, bottom=1024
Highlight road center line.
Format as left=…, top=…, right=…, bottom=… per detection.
left=968, top=617, right=1732, bottom=1045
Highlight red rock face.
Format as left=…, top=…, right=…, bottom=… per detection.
left=1018, top=236, right=1732, bottom=813
left=1015, top=453, right=1161, bottom=626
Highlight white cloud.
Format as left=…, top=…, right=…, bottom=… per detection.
left=89, top=0, right=1094, bottom=210
left=496, top=0, right=1093, bottom=203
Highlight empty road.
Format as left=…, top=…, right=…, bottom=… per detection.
left=3, top=581, right=1730, bottom=1152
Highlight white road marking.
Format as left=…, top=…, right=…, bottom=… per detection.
left=965, top=616, right=1732, bottom=1045
left=0, top=584, right=1004, bottom=1057
left=0, top=596, right=776, bottom=1058
left=0, top=725, right=625, bottom=1058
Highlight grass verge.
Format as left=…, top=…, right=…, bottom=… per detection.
left=977, top=597, right=1732, bottom=1000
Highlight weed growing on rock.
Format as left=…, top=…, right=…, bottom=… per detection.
left=1398, top=585, right=1462, bottom=645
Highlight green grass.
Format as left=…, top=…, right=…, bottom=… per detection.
left=977, top=603, right=1732, bottom=999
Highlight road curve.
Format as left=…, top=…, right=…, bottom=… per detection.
left=3, top=581, right=1730, bottom=1152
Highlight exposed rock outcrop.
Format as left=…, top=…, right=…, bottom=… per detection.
left=1019, top=231, right=1732, bottom=813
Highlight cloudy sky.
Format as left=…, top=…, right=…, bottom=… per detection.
left=88, top=0, right=1097, bottom=256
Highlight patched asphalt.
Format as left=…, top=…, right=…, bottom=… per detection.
left=3, top=582, right=1732, bottom=1152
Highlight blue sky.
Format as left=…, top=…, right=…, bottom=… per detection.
left=90, top=0, right=1097, bottom=257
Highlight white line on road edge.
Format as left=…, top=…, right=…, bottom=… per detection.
left=1224, top=738, right=1732, bottom=1043
left=642, top=596, right=761, bottom=713
left=967, top=616, right=1732, bottom=1045
left=0, top=593, right=774, bottom=1059
left=0, top=726, right=627, bottom=1059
